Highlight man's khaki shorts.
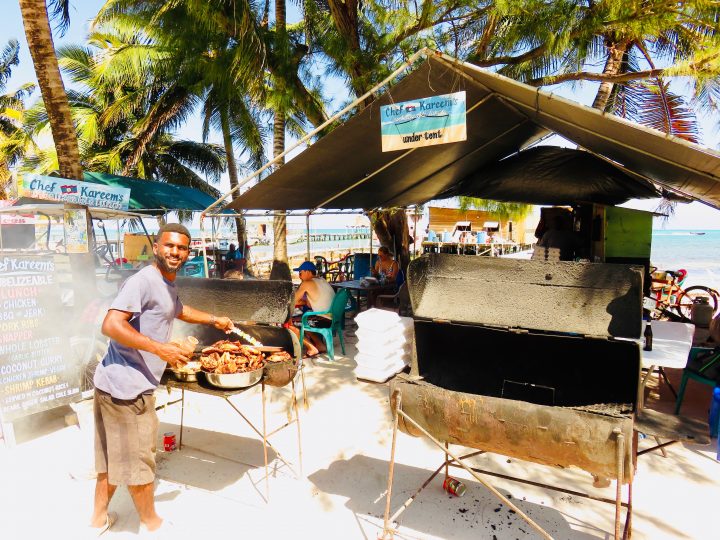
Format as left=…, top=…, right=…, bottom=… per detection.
left=94, top=389, right=158, bottom=486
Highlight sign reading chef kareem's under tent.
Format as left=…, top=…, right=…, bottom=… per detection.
left=380, top=91, right=466, bottom=152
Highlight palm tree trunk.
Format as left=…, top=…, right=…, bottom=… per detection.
left=269, top=108, right=290, bottom=280
left=370, top=209, right=410, bottom=275
left=220, top=106, right=248, bottom=269
left=19, top=0, right=95, bottom=326
left=269, top=0, right=291, bottom=281
left=592, top=39, right=629, bottom=111
left=19, top=0, right=82, bottom=180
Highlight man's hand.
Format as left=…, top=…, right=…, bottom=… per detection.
left=211, top=315, right=234, bottom=332
left=154, top=342, right=191, bottom=369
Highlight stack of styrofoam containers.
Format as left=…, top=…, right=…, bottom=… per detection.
left=353, top=308, right=414, bottom=382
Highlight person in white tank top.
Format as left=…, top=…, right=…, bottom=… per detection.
left=291, top=261, right=336, bottom=357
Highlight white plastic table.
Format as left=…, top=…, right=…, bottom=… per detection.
left=638, top=320, right=695, bottom=409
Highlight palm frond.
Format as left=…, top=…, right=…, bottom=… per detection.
left=608, top=80, right=700, bottom=143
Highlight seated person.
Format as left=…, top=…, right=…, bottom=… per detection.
left=372, top=246, right=399, bottom=283
left=225, top=243, right=240, bottom=270
left=535, top=215, right=582, bottom=261
left=289, top=261, right=336, bottom=357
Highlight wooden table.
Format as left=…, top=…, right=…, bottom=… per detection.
left=330, top=279, right=396, bottom=311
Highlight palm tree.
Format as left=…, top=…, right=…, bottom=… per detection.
left=269, top=0, right=291, bottom=280
left=93, top=1, right=327, bottom=262
left=18, top=0, right=83, bottom=180
left=463, top=1, right=719, bottom=139
left=310, top=0, right=478, bottom=105
left=19, top=40, right=227, bottom=202
left=0, top=39, right=36, bottom=196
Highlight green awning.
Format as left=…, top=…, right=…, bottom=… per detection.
left=83, top=172, right=225, bottom=214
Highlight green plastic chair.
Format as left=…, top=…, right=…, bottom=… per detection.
left=674, top=347, right=720, bottom=414
left=299, top=289, right=348, bottom=360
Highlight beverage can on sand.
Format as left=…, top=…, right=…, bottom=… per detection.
left=163, top=432, right=176, bottom=452
left=443, top=477, right=466, bottom=497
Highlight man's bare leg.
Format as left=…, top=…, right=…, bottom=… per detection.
left=90, top=473, right=117, bottom=527
left=128, top=482, right=162, bottom=531
left=288, top=324, right=319, bottom=357
left=308, top=332, right=326, bottom=353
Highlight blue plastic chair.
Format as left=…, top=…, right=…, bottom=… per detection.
left=299, top=289, right=349, bottom=360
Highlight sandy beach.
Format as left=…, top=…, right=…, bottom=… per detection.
left=0, top=334, right=718, bottom=540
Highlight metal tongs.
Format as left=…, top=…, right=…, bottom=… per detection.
left=228, top=322, right=263, bottom=347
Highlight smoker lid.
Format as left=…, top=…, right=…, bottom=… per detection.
left=408, top=254, right=643, bottom=339
left=176, top=277, right=292, bottom=325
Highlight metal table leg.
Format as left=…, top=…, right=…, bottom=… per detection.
left=179, top=389, right=185, bottom=450
left=292, top=379, right=303, bottom=476
left=638, top=364, right=656, bottom=410
left=262, top=381, right=269, bottom=500
left=381, top=391, right=402, bottom=540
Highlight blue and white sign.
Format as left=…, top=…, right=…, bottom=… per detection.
left=18, top=174, right=131, bottom=211
left=380, top=91, right=466, bottom=152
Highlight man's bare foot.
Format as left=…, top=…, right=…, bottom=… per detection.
left=304, top=345, right=319, bottom=357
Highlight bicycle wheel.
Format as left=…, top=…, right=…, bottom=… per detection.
left=676, top=286, right=719, bottom=322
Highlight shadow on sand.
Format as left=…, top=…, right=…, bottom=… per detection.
left=310, top=454, right=604, bottom=539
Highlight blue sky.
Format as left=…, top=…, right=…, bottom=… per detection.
left=3, top=1, right=720, bottom=229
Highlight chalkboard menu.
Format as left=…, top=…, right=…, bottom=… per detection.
left=0, top=254, right=80, bottom=421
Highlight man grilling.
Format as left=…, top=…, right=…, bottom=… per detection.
left=89, top=223, right=233, bottom=535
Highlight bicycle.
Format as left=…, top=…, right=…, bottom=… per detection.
left=645, top=266, right=719, bottom=322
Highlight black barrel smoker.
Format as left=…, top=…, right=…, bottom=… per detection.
left=382, top=254, right=643, bottom=539
left=172, top=277, right=302, bottom=387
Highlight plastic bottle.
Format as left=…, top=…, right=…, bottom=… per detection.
left=709, top=387, right=720, bottom=439
left=643, top=322, right=653, bottom=352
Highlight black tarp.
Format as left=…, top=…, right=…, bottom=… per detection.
left=443, top=146, right=660, bottom=205
left=222, top=52, right=720, bottom=212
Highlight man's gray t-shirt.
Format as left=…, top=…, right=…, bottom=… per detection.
left=94, top=265, right=183, bottom=399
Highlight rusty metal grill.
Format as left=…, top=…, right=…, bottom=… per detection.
left=570, top=403, right=634, bottom=418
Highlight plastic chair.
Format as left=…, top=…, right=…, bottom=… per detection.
left=299, top=289, right=348, bottom=360
left=314, top=255, right=330, bottom=280
left=337, top=254, right=354, bottom=281
left=375, top=282, right=412, bottom=317
left=674, top=347, right=720, bottom=414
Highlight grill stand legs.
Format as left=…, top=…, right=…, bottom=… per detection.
left=381, top=390, right=633, bottom=540
left=169, top=380, right=304, bottom=503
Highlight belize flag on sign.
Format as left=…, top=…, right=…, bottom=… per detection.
left=380, top=91, right=466, bottom=152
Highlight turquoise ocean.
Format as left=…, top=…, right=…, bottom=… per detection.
left=192, top=226, right=719, bottom=288
left=650, top=230, right=720, bottom=289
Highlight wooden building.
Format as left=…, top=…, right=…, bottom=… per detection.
left=428, top=206, right=530, bottom=243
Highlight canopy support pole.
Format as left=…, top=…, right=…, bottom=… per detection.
left=368, top=213, right=373, bottom=258
left=115, top=220, right=120, bottom=261
left=200, top=216, right=209, bottom=279
left=202, top=48, right=434, bottom=218
left=305, top=212, right=311, bottom=261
